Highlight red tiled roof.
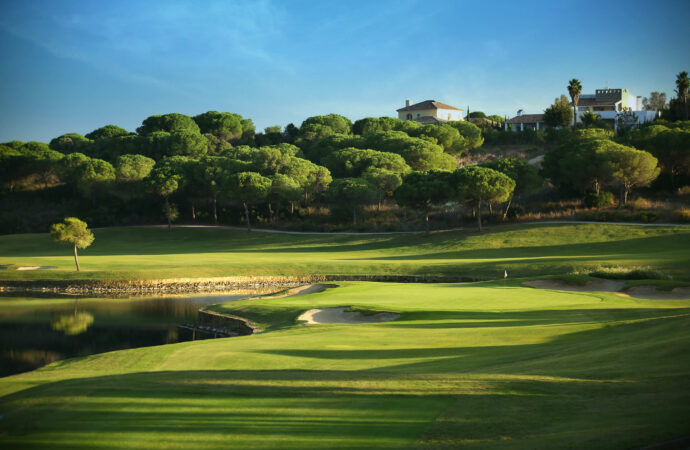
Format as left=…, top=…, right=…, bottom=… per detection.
left=506, top=114, right=544, bottom=124
left=397, top=100, right=463, bottom=112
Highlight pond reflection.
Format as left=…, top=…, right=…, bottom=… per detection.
left=0, top=288, right=273, bottom=377
left=50, top=299, right=94, bottom=335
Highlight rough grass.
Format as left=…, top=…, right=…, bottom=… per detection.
left=1, top=281, right=689, bottom=448
left=1, top=223, right=689, bottom=281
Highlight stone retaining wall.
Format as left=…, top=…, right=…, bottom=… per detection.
left=0, top=274, right=485, bottom=295
left=197, top=310, right=257, bottom=336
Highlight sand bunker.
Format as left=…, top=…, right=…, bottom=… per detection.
left=298, top=307, right=400, bottom=325
left=625, top=286, right=690, bottom=300
left=524, top=279, right=626, bottom=292
left=16, top=266, right=57, bottom=271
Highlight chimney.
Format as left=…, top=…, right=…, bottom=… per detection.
left=517, top=109, right=523, bottom=117
left=405, top=99, right=411, bottom=107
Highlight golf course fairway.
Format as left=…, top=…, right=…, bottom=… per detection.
left=1, top=223, right=690, bottom=448
left=1, top=223, right=689, bottom=280
left=1, top=280, right=689, bottom=448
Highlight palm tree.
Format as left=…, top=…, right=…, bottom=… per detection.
left=676, top=71, right=689, bottom=121
left=567, top=79, right=583, bottom=130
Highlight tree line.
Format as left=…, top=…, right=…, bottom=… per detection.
left=1, top=95, right=688, bottom=233
left=0, top=112, right=494, bottom=231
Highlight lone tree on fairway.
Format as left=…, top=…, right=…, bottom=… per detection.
left=567, top=79, right=583, bottom=130
left=50, top=218, right=94, bottom=272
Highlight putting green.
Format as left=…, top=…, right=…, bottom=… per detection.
left=1, top=281, right=689, bottom=448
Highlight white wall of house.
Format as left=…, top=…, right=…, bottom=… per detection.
left=398, top=109, right=436, bottom=120
left=398, top=108, right=463, bottom=121
left=435, top=108, right=463, bottom=121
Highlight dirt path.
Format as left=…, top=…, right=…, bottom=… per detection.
left=298, top=307, right=400, bottom=325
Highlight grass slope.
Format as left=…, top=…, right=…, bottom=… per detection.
left=1, top=281, right=689, bottom=448
left=1, top=223, right=689, bottom=280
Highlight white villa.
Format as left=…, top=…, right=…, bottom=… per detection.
left=397, top=100, right=464, bottom=124
left=505, top=88, right=659, bottom=132
left=574, top=88, right=658, bottom=129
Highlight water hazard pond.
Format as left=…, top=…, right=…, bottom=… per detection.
left=0, top=289, right=271, bottom=377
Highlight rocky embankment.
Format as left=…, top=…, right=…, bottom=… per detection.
left=0, top=274, right=484, bottom=295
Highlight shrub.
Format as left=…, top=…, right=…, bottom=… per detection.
left=586, top=265, right=672, bottom=280
left=673, top=207, right=690, bottom=222
left=583, top=191, right=615, bottom=208
left=676, top=185, right=690, bottom=196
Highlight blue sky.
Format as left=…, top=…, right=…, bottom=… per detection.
left=1, top=0, right=688, bottom=142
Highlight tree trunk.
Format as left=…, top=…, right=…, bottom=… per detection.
left=476, top=201, right=483, bottom=232
left=573, top=105, right=577, bottom=130
left=244, top=202, right=251, bottom=232
left=73, top=243, right=81, bottom=272
left=290, top=202, right=295, bottom=215
left=503, top=197, right=513, bottom=221
left=191, top=201, right=196, bottom=221
left=425, top=211, right=430, bottom=235
left=165, top=197, right=171, bottom=231
left=353, top=207, right=357, bottom=225
left=268, top=200, right=274, bottom=224
left=213, top=196, right=218, bottom=224
left=594, top=180, right=600, bottom=195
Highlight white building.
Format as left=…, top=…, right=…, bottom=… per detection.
left=397, top=100, right=464, bottom=124
left=574, top=88, right=658, bottom=130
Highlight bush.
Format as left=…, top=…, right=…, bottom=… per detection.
left=676, top=185, right=690, bottom=197
left=634, top=210, right=659, bottom=223
left=576, top=209, right=658, bottom=223
left=587, top=265, right=672, bottom=280
left=673, top=207, right=690, bottom=222
left=583, top=191, right=615, bottom=208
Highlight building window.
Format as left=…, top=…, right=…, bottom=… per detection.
left=406, top=113, right=412, bottom=120
left=417, top=114, right=420, bottom=118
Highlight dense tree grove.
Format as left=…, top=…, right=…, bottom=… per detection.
left=1, top=101, right=688, bottom=233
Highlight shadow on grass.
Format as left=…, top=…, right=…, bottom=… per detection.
left=1, top=315, right=690, bottom=448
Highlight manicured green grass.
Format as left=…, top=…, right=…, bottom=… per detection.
left=1, top=223, right=689, bottom=280
left=1, top=281, right=689, bottom=448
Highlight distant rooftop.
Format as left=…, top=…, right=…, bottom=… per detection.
left=506, top=114, right=544, bottom=124
left=397, top=100, right=463, bottom=112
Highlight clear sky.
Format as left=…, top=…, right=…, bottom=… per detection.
left=1, top=0, right=689, bottom=142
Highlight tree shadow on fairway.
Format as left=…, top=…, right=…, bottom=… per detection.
left=1, top=315, right=689, bottom=448
left=382, top=307, right=690, bottom=330
left=345, top=234, right=690, bottom=262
